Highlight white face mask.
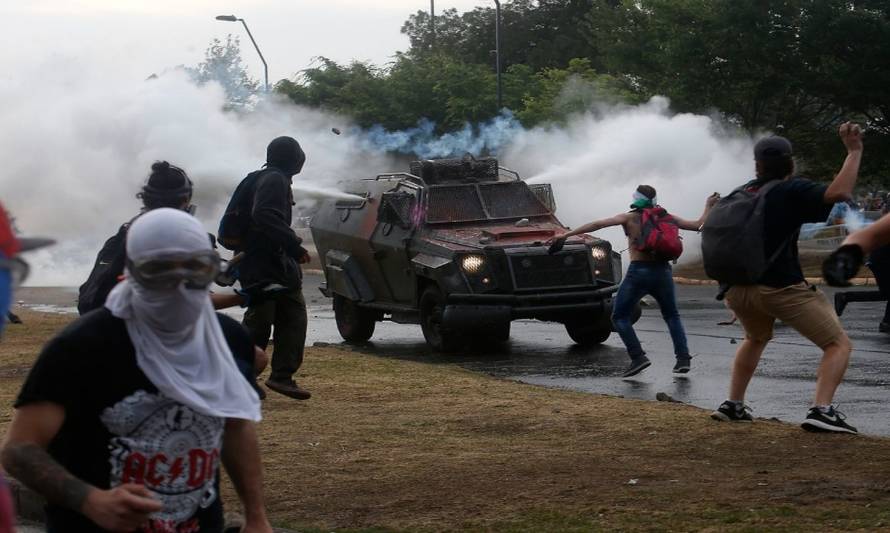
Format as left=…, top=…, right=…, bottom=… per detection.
left=105, top=208, right=261, bottom=422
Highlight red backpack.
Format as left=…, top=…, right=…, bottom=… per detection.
left=637, top=206, right=683, bottom=260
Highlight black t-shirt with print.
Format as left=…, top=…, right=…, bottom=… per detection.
left=15, top=308, right=256, bottom=533
left=752, top=177, right=832, bottom=288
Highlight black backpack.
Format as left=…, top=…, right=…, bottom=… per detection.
left=701, top=180, right=786, bottom=285
left=77, top=224, right=128, bottom=315
left=218, top=169, right=269, bottom=251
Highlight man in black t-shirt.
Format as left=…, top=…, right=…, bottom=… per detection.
left=711, top=123, right=864, bottom=434
left=1, top=209, right=272, bottom=533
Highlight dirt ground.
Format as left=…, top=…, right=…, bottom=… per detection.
left=3, top=311, right=890, bottom=532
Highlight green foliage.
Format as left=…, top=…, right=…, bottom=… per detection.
left=186, top=35, right=259, bottom=109
left=270, top=0, right=889, bottom=183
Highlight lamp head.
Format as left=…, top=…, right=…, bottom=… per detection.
left=215, top=15, right=238, bottom=22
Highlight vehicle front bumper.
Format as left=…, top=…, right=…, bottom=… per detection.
left=442, top=285, right=618, bottom=329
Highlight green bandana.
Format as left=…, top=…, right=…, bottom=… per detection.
left=630, top=198, right=653, bottom=210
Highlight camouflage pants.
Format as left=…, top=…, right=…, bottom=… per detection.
left=243, top=287, right=307, bottom=382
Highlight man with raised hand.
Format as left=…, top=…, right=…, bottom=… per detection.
left=711, top=123, right=863, bottom=433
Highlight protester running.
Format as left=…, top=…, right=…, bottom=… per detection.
left=1, top=208, right=272, bottom=532
left=218, top=136, right=312, bottom=400
left=706, top=123, right=863, bottom=433
left=549, top=185, right=719, bottom=377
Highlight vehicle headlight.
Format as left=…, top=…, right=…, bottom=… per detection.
left=460, top=254, right=486, bottom=275
left=591, top=246, right=608, bottom=261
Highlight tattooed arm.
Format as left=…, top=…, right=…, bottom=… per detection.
left=1, top=402, right=161, bottom=530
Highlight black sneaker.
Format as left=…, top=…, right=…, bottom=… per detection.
left=834, top=292, right=848, bottom=317
left=673, top=356, right=692, bottom=374
left=711, top=400, right=753, bottom=422
left=801, top=406, right=857, bottom=434
left=622, top=356, right=651, bottom=378
left=880, top=322, right=890, bottom=333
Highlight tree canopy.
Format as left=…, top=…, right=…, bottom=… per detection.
left=269, top=0, right=888, bottom=181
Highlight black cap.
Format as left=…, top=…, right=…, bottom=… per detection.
left=754, top=136, right=792, bottom=161
left=266, top=136, right=306, bottom=176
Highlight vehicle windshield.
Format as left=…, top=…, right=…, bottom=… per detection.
left=425, top=181, right=550, bottom=224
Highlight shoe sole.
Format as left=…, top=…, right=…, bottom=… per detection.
left=801, top=420, right=857, bottom=434
left=710, top=411, right=752, bottom=423
left=673, top=367, right=690, bottom=374
left=622, top=361, right=651, bottom=378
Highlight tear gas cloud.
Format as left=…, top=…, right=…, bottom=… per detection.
left=507, top=97, right=755, bottom=257
left=1, top=58, right=393, bottom=286
left=6, top=57, right=760, bottom=286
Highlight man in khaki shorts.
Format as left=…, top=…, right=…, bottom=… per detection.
left=711, top=122, right=863, bottom=433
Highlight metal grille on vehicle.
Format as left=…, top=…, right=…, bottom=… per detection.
left=509, top=251, right=592, bottom=290
left=479, top=182, right=550, bottom=218
left=426, top=186, right=486, bottom=223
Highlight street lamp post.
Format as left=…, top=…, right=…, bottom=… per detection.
left=493, top=1, right=502, bottom=110
left=215, top=15, right=269, bottom=92
left=430, top=0, right=436, bottom=50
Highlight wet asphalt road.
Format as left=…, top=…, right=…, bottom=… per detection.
left=16, top=275, right=890, bottom=435
left=295, top=274, right=890, bottom=436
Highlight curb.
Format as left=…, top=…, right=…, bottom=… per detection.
left=673, top=277, right=877, bottom=286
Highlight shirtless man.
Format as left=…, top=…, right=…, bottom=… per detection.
left=550, top=185, right=719, bottom=377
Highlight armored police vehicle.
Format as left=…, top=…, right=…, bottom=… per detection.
left=310, top=157, right=627, bottom=351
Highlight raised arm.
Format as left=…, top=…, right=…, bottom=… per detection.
left=1, top=403, right=161, bottom=531
left=674, top=193, right=721, bottom=231
left=552, top=213, right=630, bottom=242
left=824, top=122, right=863, bottom=204
left=222, top=419, right=272, bottom=533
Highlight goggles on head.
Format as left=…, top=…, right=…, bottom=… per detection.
left=127, top=251, right=220, bottom=290
left=0, top=257, right=30, bottom=288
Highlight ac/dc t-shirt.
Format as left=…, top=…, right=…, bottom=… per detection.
left=15, top=308, right=256, bottom=533
left=747, top=177, right=833, bottom=288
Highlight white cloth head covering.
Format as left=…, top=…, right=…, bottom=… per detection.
left=105, top=208, right=261, bottom=421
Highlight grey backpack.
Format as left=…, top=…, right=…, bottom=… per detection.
left=701, top=180, right=784, bottom=285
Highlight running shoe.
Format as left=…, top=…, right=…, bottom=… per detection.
left=711, top=400, right=753, bottom=422
left=801, top=406, right=857, bottom=434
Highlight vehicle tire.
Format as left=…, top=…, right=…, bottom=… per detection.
left=333, top=294, right=376, bottom=342
left=419, top=286, right=462, bottom=352
left=565, top=314, right=612, bottom=346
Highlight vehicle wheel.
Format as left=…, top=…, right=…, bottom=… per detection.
left=419, top=286, right=462, bottom=352
left=333, top=294, right=376, bottom=342
left=565, top=315, right=612, bottom=346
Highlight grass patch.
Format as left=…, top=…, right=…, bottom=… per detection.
left=3, top=310, right=890, bottom=532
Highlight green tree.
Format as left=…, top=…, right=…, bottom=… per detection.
left=186, top=35, right=259, bottom=109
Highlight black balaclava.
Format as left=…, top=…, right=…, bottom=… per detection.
left=266, top=136, right=306, bottom=176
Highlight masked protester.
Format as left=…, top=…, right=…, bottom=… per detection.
left=548, top=186, right=719, bottom=377
left=0, top=202, right=54, bottom=533
left=223, top=136, right=312, bottom=400
left=1, top=208, right=272, bottom=533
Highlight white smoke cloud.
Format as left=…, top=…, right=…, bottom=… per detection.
left=1, top=56, right=394, bottom=286
left=504, top=97, right=755, bottom=260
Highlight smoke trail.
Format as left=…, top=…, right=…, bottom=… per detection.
left=356, top=111, right=523, bottom=158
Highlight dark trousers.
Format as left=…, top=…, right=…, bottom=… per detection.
left=870, top=245, right=890, bottom=323
left=243, top=287, right=307, bottom=382
left=612, top=261, right=690, bottom=360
